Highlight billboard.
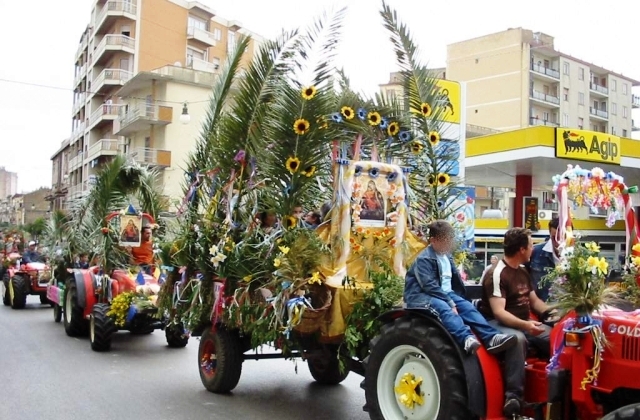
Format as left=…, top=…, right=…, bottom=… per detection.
left=555, top=128, right=620, bottom=165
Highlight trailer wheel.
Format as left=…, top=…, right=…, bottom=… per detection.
left=602, top=403, right=640, bottom=420
left=308, top=346, right=349, bottom=385
left=198, top=327, right=243, bottom=393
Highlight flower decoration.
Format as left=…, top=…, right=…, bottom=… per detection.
left=357, top=108, right=367, bottom=120
left=283, top=215, right=298, bottom=230
left=367, top=111, right=381, bottom=126
left=437, top=173, right=450, bottom=186
left=308, top=272, right=322, bottom=285
left=341, top=106, right=355, bottom=120
left=301, top=165, right=317, bottom=177
left=316, top=116, right=328, bottom=130
left=410, top=140, right=424, bottom=155
left=330, top=113, right=343, bottom=123
left=209, top=244, right=227, bottom=268
left=354, top=165, right=363, bottom=177
left=285, top=156, right=301, bottom=174
left=428, top=131, right=440, bottom=147
left=387, top=122, right=400, bottom=136
left=379, top=118, right=389, bottom=130
left=427, top=174, right=437, bottom=187
left=273, top=258, right=282, bottom=268
left=101, top=227, right=109, bottom=235
left=420, top=102, right=432, bottom=117
left=234, top=149, right=246, bottom=164
left=387, top=171, right=398, bottom=183
left=369, top=167, right=380, bottom=179
left=399, top=131, right=412, bottom=142
left=301, top=86, right=317, bottom=100
left=293, top=118, right=310, bottom=135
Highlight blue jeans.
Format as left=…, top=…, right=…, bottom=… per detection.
left=427, top=292, right=501, bottom=347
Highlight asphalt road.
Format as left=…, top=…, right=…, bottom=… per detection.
left=0, top=296, right=369, bottom=420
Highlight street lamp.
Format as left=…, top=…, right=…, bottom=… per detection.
left=179, top=102, right=191, bottom=125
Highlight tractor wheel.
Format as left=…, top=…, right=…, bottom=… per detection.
left=363, top=317, right=471, bottom=420
left=198, top=327, right=243, bottom=393
left=2, top=278, right=9, bottom=306
left=39, top=294, right=52, bottom=305
left=53, top=304, right=62, bottom=323
left=308, top=346, right=349, bottom=385
left=63, top=279, right=88, bottom=337
left=9, top=276, right=27, bottom=310
left=166, top=323, right=189, bottom=348
left=89, top=303, right=117, bottom=352
left=602, top=403, right=640, bottom=420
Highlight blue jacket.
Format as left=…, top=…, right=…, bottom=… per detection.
left=527, top=240, right=554, bottom=301
left=22, top=250, right=43, bottom=264
left=404, top=245, right=466, bottom=309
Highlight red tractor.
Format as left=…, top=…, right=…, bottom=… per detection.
left=362, top=306, right=640, bottom=420
left=2, top=252, right=52, bottom=309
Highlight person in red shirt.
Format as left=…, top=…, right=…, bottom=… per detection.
left=127, top=226, right=154, bottom=273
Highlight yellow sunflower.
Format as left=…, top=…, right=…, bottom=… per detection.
left=341, top=106, right=355, bottom=120
left=285, top=156, right=301, bottom=173
left=387, top=121, right=400, bottom=136
left=316, top=116, right=328, bottom=130
left=428, top=131, right=440, bottom=146
left=368, top=111, right=381, bottom=126
left=437, top=173, right=450, bottom=186
left=410, top=140, right=424, bottom=154
left=302, top=165, right=317, bottom=177
left=293, top=118, right=310, bottom=135
left=301, top=86, right=317, bottom=100
left=284, top=215, right=298, bottom=230
left=421, top=102, right=432, bottom=117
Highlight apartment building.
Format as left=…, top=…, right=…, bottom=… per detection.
left=0, top=168, right=18, bottom=200
left=64, top=0, right=262, bottom=206
left=445, top=27, right=640, bottom=135
left=48, top=139, right=71, bottom=211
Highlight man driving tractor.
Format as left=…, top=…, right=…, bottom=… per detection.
left=22, top=241, right=43, bottom=263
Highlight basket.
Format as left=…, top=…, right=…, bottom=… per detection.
left=293, top=284, right=332, bottom=335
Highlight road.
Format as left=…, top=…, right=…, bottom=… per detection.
left=0, top=296, right=369, bottom=420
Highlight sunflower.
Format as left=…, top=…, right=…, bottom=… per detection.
left=437, top=172, right=450, bottom=186
left=410, top=140, right=424, bottom=155
left=284, top=215, right=298, bottom=230
left=293, top=118, right=310, bottom=135
left=427, top=174, right=437, bottom=187
left=421, top=102, right=432, bottom=117
left=341, top=106, right=355, bottom=120
left=428, top=131, right=440, bottom=146
left=285, top=156, right=301, bottom=173
left=387, top=121, right=400, bottom=136
left=316, top=116, right=328, bottom=130
left=367, top=111, right=381, bottom=126
left=301, top=165, right=317, bottom=177
left=301, top=86, right=317, bottom=100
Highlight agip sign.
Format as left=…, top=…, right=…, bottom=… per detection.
left=555, top=128, right=621, bottom=165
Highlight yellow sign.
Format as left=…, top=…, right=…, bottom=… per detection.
left=555, top=128, right=621, bottom=165
left=434, top=79, right=461, bottom=124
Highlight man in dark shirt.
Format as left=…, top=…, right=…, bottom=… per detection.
left=22, top=241, right=43, bottom=263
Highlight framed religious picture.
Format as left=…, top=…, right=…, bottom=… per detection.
left=357, top=178, right=388, bottom=228
left=119, top=214, right=142, bottom=247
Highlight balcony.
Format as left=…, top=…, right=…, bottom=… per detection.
left=75, top=37, right=88, bottom=62
left=187, top=26, right=217, bottom=47
left=633, top=120, right=640, bottom=132
left=186, top=56, right=218, bottom=74
left=71, top=122, right=86, bottom=141
left=69, top=153, right=84, bottom=172
left=93, top=34, right=135, bottom=66
left=128, top=148, right=172, bottom=168
left=86, top=139, right=120, bottom=162
left=72, top=92, right=87, bottom=115
left=633, top=94, right=640, bottom=109
left=589, top=107, right=609, bottom=120
left=530, top=63, right=560, bottom=80
left=89, top=103, right=123, bottom=129
left=68, top=182, right=89, bottom=200
left=589, top=82, right=609, bottom=97
left=114, top=104, right=173, bottom=136
left=530, top=90, right=560, bottom=107
left=73, top=64, right=87, bottom=87
left=92, top=68, right=132, bottom=94
left=95, top=0, right=137, bottom=34
left=529, top=117, right=559, bottom=127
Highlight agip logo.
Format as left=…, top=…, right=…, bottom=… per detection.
left=555, top=128, right=621, bottom=165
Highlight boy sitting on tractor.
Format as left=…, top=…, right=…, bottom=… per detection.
left=126, top=226, right=154, bottom=274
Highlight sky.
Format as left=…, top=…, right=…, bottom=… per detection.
left=0, top=0, right=638, bottom=193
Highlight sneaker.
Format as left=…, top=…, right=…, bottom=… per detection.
left=503, top=397, right=521, bottom=417
left=486, top=334, right=517, bottom=354
left=464, top=336, right=481, bottom=355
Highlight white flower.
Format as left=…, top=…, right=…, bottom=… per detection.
left=561, top=247, right=574, bottom=258
left=209, top=245, right=219, bottom=255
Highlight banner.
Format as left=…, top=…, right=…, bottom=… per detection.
left=447, top=186, right=476, bottom=251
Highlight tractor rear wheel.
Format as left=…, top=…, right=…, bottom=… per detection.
left=90, top=303, right=116, bottom=352
left=602, top=403, right=640, bottom=420
left=166, top=323, right=189, bottom=348
left=308, top=345, right=349, bottom=385
left=363, top=317, right=471, bottom=420
left=9, top=276, right=27, bottom=309
left=198, top=327, right=243, bottom=393
left=63, top=279, right=88, bottom=337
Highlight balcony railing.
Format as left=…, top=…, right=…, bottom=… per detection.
left=94, top=34, right=135, bottom=64
left=530, top=117, right=559, bottom=127
left=186, top=56, right=218, bottom=73
left=69, top=153, right=84, bottom=171
left=128, top=147, right=172, bottom=168
left=115, top=104, right=173, bottom=135
left=93, top=68, right=132, bottom=93
left=187, top=26, right=217, bottom=47
left=530, top=90, right=560, bottom=105
left=589, top=82, right=609, bottom=96
left=86, top=139, right=120, bottom=162
left=589, top=107, right=609, bottom=119
left=72, top=92, right=86, bottom=115
left=89, top=103, right=123, bottom=127
left=73, top=64, right=87, bottom=86
left=632, top=94, right=640, bottom=109
left=95, top=0, right=137, bottom=33
left=71, top=122, right=86, bottom=140
left=75, top=37, right=88, bottom=61
left=530, top=63, right=560, bottom=79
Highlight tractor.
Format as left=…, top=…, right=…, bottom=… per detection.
left=2, top=252, right=52, bottom=309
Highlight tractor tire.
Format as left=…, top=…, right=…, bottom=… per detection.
left=53, top=304, right=62, bottom=323
left=166, top=323, right=189, bottom=348
left=39, top=294, right=52, bottom=305
left=198, top=327, right=243, bottom=393
left=363, top=317, right=471, bottom=420
left=63, top=279, right=88, bottom=337
left=9, top=276, right=27, bottom=310
left=602, top=403, right=640, bottom=420
left=308, top=346, right=349, bottom=385
left=2, top=278, right=9, bottom=306
left=90, top=303, right=117, bottom=352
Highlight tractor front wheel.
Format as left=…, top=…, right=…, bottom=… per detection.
left=363, top=317, right=471, bottom=420
left=9, top=276, right=27, bottom=309
left=89, top=303, right=116, bottom=352
left=198, top=327, right=243, bottom=393
left=166, top=323, right=189, bottom=348
left=53, top=304, right=62, bottom=323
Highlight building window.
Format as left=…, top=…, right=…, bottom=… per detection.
left=563, top=88, right=569, bottom=101
left=600, top=101, right=607, bottom=112
left=186, top=47, right=205, bottom=66
left=611, top=80, right=617, bottom=92
left=623, top=129, right=628, bottom=137
left=600, top=125, right=606, bottom=133
left=387, top=90, right=396, bottom=101
left=543, top=111, right=550, bottom=121
left=562, top=113, right=569, bottom=127
left=623, top=83, right=628, bottom=95
left=227, top=31, right=236, bottom=54
left=213, top=28, right=222, bottom=41
left=591, top=124, right=597, bottom=131
left=188, top=15, right=207, bottom=31
left=212, top=57, right=220, bottom=69
left=611, top=127, right=616, bottom=135
left=623, top=106, right=628, bottom=118
left=611, top=102, right=617, bottom=115
left=578, top=92, right=584, bottom=105
left=578, top=117, right=584, bottom=129
left=563, top=62, right=569, bottom=75
left=579, top=68, right=584, bottom=80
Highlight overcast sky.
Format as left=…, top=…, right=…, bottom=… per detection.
left=0, top=0, right=638, bottom=193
